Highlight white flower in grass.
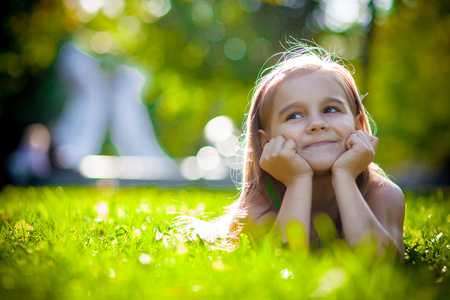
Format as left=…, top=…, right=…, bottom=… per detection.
left=132, top=229, right=142, bottom=238
left=311, top=268, right=347, bottom=297
left=109, top=268, right=116, bottom=278
left=154, top=229, right=163, bottom=241
left=192, top=284, right=202, bottom=292
left=139, top=253, right=152, bottom=265
left=280, top=268, right=294, bottom=279
left=94, top=201, right=109, bottom=221
left=140, top=203, right=151, bottom=213
left=212, top=260, right=226, bottom=271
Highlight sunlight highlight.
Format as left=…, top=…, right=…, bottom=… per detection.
left=80, top=0, right=105, bottom=14
left=102, top=0, right=124, bottom=18
left=79, top=155, right=179, bottom=180
left=27, top=124, right=51, bottom=153
left=191, top=0, right=213, bottom=27
left=90, top=31, right=113, bottom=54
left=216, top=134, right=239, bottom=157
left=311, top=268, right=348, bottom=297
left=148, top=0, right=172, bottom=18
left=224, top=38, right=247, bottom=61
left=204, top=115, right=234, bottom=144
left=321, top=0, right=360, bottom=31
left=94, top=201, right=109, bottom=221
left=139, top=253, right=152, bottom=264
left=280, top=268, right=294, bottom=280
left=196, top=146, right=220, bottom=171
left=180, top=156, right=204, bottom=180
left=179, top=115, right=239, bottom=181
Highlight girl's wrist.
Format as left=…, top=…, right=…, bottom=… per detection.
left=284, top=173, right=313, bottom=188
left=331, top=168, right=357, bottom=182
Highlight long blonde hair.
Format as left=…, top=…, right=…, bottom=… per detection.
left=179, top=42, right=384, bottom=247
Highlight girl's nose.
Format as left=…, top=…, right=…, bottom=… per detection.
left=306, top=116, right=329, bottom=133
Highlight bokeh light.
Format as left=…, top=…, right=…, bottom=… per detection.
left=374, top=0, right=393, bottom=11
left=180, top=156, right=204, bottom=180
left=80, top=0, right=105, bottom=14
left=139, top=253, right=152, bottom=264
left=147, top=0, right=172, bottom=18
left=216, top=134, right=240, bottom=157
left=321, top=0, right=361, bottom=32
left=204, top=115, right=234, bottom=144
left=202, top=158, right=228, bottom=180
left=79, top=155, right=118, bottom=179
left=191, top=0, right=214, bottom=27
left=196, top=146, right=220, bottom=171
left=79, top=155, right=180, bottom=180
left=102, top=0, right=124, bottom=18
left=224, top=38, right=247, bottom=61
left=239, top=0, right=261, bottom=13
left=90, top=31, right=113, bottom=54
left=27, top=124, right=51, bottom=153
left=203, top=21, right=226, bottom=43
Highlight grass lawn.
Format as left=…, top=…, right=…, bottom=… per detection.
left=0, top=185, right=449, bottom=299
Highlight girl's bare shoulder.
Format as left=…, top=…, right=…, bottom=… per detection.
left=367, top=174, right=404, bottom=203
left=365, top=174, right=405, bottom=223
left=365, top=174, right=405, bottom=253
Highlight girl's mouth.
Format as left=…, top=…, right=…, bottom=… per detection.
left=304, top=141, right=336, bottom=148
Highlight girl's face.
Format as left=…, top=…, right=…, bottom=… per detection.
left=261, top=70, right=361, bottom=174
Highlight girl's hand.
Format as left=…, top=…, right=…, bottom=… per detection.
left=332, top=130, right=378, bottom=179
left=259, top=135, right=313, bottom=186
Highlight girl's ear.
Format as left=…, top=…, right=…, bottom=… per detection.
left=355, top=114, right=364, bottom=130
left=258, top=129, right=270, bottom=149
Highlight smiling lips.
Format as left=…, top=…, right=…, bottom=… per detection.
left=303, top=141, right=336, bottom=148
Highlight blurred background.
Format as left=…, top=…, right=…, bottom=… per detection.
left=0, top=0, right=449, bottom=189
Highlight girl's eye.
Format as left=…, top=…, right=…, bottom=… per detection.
left=287, top=113, right=303, bottom=120
left=324, top=107, right=339, bottom=114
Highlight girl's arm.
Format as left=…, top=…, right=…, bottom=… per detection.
left=365, top=178, right=405, bottom=255
left=332, top=131, right=405, bottom=256
left=332, top=172, right=405, bottom=256
left=275, top=176, right=313, bottom=243
left=259, top=135, right=314, bottom=243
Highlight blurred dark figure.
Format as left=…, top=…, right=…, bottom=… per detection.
left=7, top=42, right=180, bottom=185
left=7, top=124, right=51, bottom=185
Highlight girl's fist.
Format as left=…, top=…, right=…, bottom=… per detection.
left=332, top=130, right=378, bottom=179
left=259, top=135, right=313, bottom=186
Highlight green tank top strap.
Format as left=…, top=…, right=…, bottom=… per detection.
left=265, top=180, right=281, bottom=209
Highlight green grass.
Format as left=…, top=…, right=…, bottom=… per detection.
left=0, top=185, right=449, bottom=299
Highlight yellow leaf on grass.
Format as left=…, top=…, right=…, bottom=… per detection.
left=14, top=220, right=33, bottom=231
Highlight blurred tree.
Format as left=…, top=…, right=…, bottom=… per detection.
left=0, top=0, right=69, bottom=186
left=366, top=0, right=450, bottom=182
left=1, top=0, right=448, bottom=186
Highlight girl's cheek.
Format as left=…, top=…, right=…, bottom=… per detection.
left=286, top=126, right=303, bottom=138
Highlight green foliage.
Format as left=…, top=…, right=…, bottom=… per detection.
left=0, top=186, right=449, bottom=299
left=404, top=189, right=450, bottom=282
left=367, top=0, right=450, bottom=168
left=3, top=0, right=449, bottom=174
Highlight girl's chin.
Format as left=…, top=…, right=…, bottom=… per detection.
left=306, top=159, right=337, bottom=175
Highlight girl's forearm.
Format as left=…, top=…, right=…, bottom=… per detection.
left=274, top=176, right=313, bottom=243
left=332, top=171, right=396, bottom=249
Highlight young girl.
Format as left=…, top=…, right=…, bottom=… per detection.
left=182, top=42, right=405, bottom=257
